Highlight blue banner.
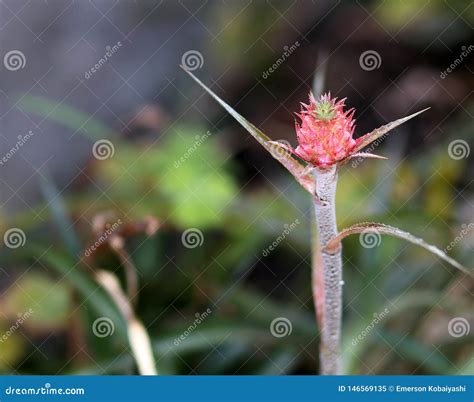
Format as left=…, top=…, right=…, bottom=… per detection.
left=0, top=376, right=472, bottom=401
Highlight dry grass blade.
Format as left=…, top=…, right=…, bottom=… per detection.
left=95, top=270, right=158, bottom=375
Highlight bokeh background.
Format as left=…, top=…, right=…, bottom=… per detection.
left=0, top=0, right=472, bottom=375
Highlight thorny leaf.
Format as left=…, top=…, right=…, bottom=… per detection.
left=341, top=152, right=387, bottom=165
left=181, top=67, right=316, bottom=195
left=324, top=222, right=472, bottom=278
left=353, top=108, right=430, bottom=153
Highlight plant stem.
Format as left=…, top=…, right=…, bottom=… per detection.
left=313, top=165, right=342, bottom=374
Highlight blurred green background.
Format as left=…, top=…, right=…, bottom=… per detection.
left=0, top=0, right=472, bottom=375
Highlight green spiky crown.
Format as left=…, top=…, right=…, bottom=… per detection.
left=313, top=99, right=337, bottom=121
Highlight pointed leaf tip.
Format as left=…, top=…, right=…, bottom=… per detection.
left=354, top=107, right=430, bottom=153
left=182, top=68, right=316, bottom=195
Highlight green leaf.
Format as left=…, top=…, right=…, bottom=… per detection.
left=324, top=222, right=472, bottom=277
left=181, top=67, right=315, bottom=195
left=16, top=94, right=113, bottom=139
left=39, top=174, right=82, bottom=258
left=24, top=245, right=128, bottom=340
